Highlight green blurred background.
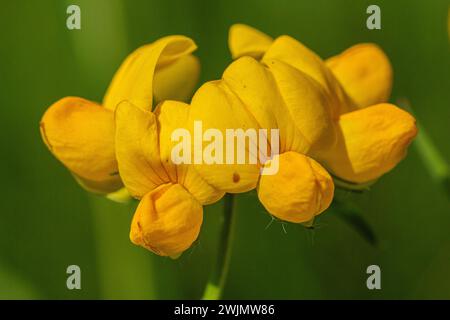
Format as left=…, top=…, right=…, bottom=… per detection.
left=0, top=0, right=448, bottom=299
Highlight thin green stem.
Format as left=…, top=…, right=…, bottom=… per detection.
left=398, top=98, right=450, bottom=198
left=413, top=124, right=450, bottom=197
left=202, top=194, right=236, bottom=300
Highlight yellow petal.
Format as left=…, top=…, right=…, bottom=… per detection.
left=189, top=81, right=261, bottom=193
left=40, top=97, right=122, bottom=194
left=222, top=56, right=294, bottom=154
left=155, top=100, right=225, bottom=205
left=321, top=103, right=417, bottom=184
left=153, top=54, right=200, bottom=105
left=223, top=56, right=336, bottom=155
left=103, top=35, right=198, bottom=111
left=258, top=152, right=334, bottom=223
left=130, top=183, right=203, bottom=257
left=262, top=35, right=356, bottom=117
left=115, top=101, right=170, bottom=199
left=228, top=24, right=274, bottom=59
left=326, top=43, right=393, bottom=109
left=222, top=57, right=278, bottom=132
left=265, top=58, right=337, bottom=155
left=181, top=166, right=225, bottom=205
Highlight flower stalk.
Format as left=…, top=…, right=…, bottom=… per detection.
left=397, top=98, right=450, bottom=198
left=202, top=194, right=236, bottom=300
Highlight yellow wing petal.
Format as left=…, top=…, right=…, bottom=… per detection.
left=130, top=183, right=203, bottom=257
left=155, top=100, right=225, bottom=205
left=103, top=35, right=198, bottom=111
left=326, top=43, right=393, bottom=109
left=115, top=101, right=170, bottom=198
left=228, top=24, right=274, bottom=59
left=223, top=56, right=336, bottom=155
left=222, top=57, right=278, bottom=132
left=153, top=54, right=200, bottom=105
left=222, top=56, right=293, bottom=153
left=265, top=58, right=337, bottom=156
left=262, top=35, right=356, bottom=117
left=189, top=81, right=261, bottom=193
left=321, top=103, right=417, bottom=184
left=258, top=152, right=334, bottom=223
left=40, top=97, right=122, bottom=194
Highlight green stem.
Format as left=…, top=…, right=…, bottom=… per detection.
left=398, top=98, right=450, bottom=198
left=413, top=124, right=450, bottom=197
left=202, top=194, right=236, bottom=300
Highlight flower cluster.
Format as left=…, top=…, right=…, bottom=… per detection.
left=40, top=24, right=417, bottom=257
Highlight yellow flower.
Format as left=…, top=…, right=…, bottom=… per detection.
left=187, top=41, right=336, bottom=223
left=118, top=28, right=339, bottom=242
left=39, top=36, right=200, bottom=199
left=228, top=24, right=417, bottom=187
left=129, top=183, right=203, bottom=257
left=115, top=100, right=223, bottom=257
left=41, top=25, right=419, bottom=257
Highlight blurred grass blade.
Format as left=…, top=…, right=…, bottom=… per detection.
left=397, top=98, right=450, bottom=199
left=64, top=0, right=129, bottom=89
left=414, top=127, right=450, bottom=197
left=0, top=262, right=40, bottom=299
left=64, top=0, right=163, bottom=298
left=89, top=197, right=160, bottom=299
left=331, top=200, right=377, bottom=246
